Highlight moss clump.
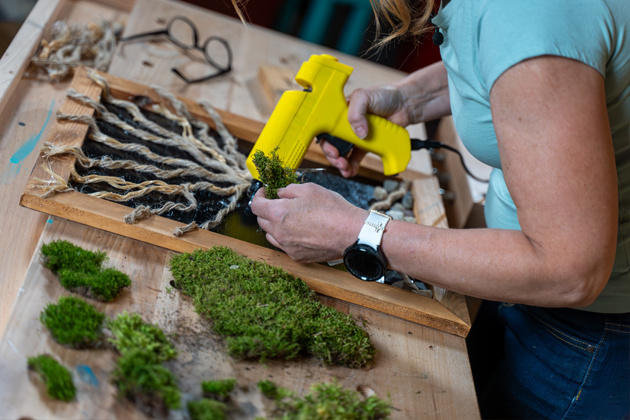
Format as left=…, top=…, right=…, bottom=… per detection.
left=188, top=398, right=227, bottom=420
left=252, top=147, right=298, bottom=199
left=27, top=355, right=76, bottom=402
left=110, top=348, right=181, bottom=415
left=201, top=378, right=236, bottom=399
left=41, top=240, right=131, bottom=302
left=259, top=380, right=391, bottom=420
left=107, top=312, right=180, bottom=415
left=257, top=380, right=284, bottom=400
left=40, top=296, right=105, bottom=348
left=106, top=312, right=177, bottom=363
left=169, top=247, right=375, bottom=368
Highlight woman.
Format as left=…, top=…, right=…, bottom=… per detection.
left=250, top=0, right=630, bottom=418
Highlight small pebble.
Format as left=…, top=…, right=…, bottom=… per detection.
left=383, top=179, right=399, bottom=193
left=387, top=209, right=405, bottom=220
left=373, top=186, right=388, bottom=201
left=403, top=209, right=414, bottom=218
left=404, top=216, right=417, bottom=224
left=392, top=202, right=405, bottom=212
left=402, top=191, right=414, bottom=209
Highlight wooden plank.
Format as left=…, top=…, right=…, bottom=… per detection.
left=20, top=190, right=470, bottom=337
left=0, top=0, right=65, bottom=118
left=0, top=217, right=479, bottom=419
left=0, top=0, right=130, bottom=338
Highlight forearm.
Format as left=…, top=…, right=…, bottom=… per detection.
left=393, top=61, right=451, bottom=123
left=379, top=222, right=599, bottom=307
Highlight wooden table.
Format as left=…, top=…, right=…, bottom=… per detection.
left=0, top=0, right=480, bottom=418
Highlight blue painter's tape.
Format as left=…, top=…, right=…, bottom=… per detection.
left=9, top=99, right=55, bottom=164
left=76, top=364, right=99, bottom=387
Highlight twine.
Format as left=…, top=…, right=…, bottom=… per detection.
left=39, top=78, right=251, bottom=235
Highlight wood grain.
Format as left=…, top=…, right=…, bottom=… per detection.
left=0, top=217, right=479, bottom=419
left=0, top=0, right=129, bottom=339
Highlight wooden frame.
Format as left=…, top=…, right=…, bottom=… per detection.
left=19, top=66, right=471, bottom=337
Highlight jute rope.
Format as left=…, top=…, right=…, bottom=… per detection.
left=31, top=20, right=123, bottom=82
left=38, top=77, right=251, bottom=235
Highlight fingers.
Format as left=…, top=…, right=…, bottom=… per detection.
left=265, top=232, right=282, bottom=249
left=347, top=89, right=370, bottom=139
left=250, top=188, right=272, bottom=218
left=343, top=148, right=368, bottom=178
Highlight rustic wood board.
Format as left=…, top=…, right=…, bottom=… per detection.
left=0, top=217, right=479, bottom=419
left=0, top=0, right=130, bottom=338
left=19, top=67, right=470, bottom=337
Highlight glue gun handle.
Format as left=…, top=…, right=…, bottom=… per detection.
left=316, top=134, right=354, bottom=158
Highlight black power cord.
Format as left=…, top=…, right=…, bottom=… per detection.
left=411, top=139, right=489, bottom=183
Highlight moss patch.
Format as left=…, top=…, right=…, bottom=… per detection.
left=188, top=398, right=227, bottom=420
left=201, top=378, right=236, bottom=399
left=41, top=240, right=131, bottom=302
left=252, top=147, right=298, bottom=199
left=110, top=348, right=181, bottom=416
left=40, top=296, right=105, bottom=349
left=258, top=380, right=391, bottom=420
left=107, top=312, right=180, bottom=416
left=169, top=247, right=375, bottom=368
left=106, top=312, right=177, bottom=363
left=27, top=355, right=76, bottom=402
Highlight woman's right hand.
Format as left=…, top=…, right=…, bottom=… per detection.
left=321, top=61, right=451, bottom=178
left=322, top=85, right=409, bottom=177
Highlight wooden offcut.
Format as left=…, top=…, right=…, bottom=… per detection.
left=20, top=67, right=470, bottom=338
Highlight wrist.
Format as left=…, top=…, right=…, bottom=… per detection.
left=338, top=208, right=369, bottom=255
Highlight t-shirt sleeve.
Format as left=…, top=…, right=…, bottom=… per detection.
left=477, top=0, right=613, bottom=92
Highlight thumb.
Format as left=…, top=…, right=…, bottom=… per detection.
left=347, top=90, right=370, bottom=139
left=276, top=183, right=304, bottom=199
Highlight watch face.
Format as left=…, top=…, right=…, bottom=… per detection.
left=343, top=244, right=386, bottom=281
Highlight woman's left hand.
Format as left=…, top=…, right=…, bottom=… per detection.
left=250, top=183, right=367, bottom=263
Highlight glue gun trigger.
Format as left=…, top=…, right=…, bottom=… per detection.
left=316, top=133, right=354, bottom=158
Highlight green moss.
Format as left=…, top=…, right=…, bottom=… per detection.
left=41, top=240, right=131, bottom=302
left=110, top=348, right=181, bottom=412
left=259, top=380, right=390, bottom=420
left=40, top=296, right=105, bottom=348
left=252, top=147, right=298, bottom=199
left=188, top=398, right=227, bottom=420
left=201, top=378, right=236, bottom=398
left=106, top=312, right=177, bottom=363
left=169, top=247, right=375, bottom=368
left=257, top=380, right=284, bottom=400
left=27, top=355, right=76, bottom=402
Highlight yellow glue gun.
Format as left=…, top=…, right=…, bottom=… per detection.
left=246, top=54, right=412, bottom=178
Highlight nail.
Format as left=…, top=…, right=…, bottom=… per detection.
left=352, top=125, right=367, bottom=139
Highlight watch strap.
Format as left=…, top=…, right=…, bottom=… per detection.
left=357, top=210, right=391, bottom=249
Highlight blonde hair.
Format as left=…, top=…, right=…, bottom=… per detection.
left=370, top=0, right=436, bottom=46
left=231, top=0, right=435, bottom=46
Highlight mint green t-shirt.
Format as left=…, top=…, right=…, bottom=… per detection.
left=432, top=0, right=630, bottom=313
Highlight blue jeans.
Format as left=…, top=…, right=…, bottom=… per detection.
left=468, top=302, right=630, bottom=419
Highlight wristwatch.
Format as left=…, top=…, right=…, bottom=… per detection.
left=343, top=210, right=392, bottom=281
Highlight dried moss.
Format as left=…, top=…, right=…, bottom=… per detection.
left=41, top=240, right=131, bottom=301
left=169, top=247, right=375, bottom=368
left=188, top=398, right=227, bottom=420
left=106, top=312, right=177, bottom=363
left=201, top=378, right=236, bottom=399
left=252, top=147, right=298, bottom=199
left=258, top=380, right=391, bottom=420
left=40, top=296, right=105, bottom=349
left=27, top=354, right=76, bottom=402
left=110, top=348, right=181, bottom=415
